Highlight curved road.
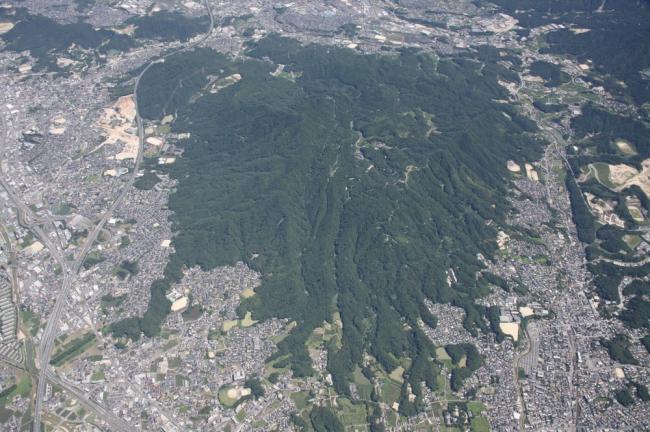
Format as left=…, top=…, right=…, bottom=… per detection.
left=30, top=1, right=215, bottom=430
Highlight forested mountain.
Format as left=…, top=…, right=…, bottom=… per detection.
left=0, top=8, right=133, bottom=71
left=484, top=0, right=650, bottom=106
left=124, top=36, right=544, bottom=397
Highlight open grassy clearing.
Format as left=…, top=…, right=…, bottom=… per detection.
left=336, top=397, right=368, bottom=427
left=388, top=366, right=405, bottom=383
left=589, top=162, right=615, bottom=189
left=290, top=391, right=310, bottom=411
left=380, top=379, right=402, bottom=405
left=470, top=416, right=490, bottom=432
left=50, top=332, right=96, bottom=367
left=467, top=401, right=486, bottom=416
left=352, top=367, right=373, bottom=400
left=222, top=312, right=258, bottom=332
left=623, top=234, right=642, bottom=249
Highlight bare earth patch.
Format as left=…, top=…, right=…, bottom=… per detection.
left=49, top=127, right=66, bottom=135
left=241, top=287, right=256, bottom=298
left=625, top=196, right=645, bottom=222
left=113, top=24, right=137, bottom=36
left=0, top=22, right=14, bottom=35
left=145, top=137, right=163, bottom=146
left=97, top=95, right=139, bottom=161
left=525, top=163, right=539, bottom=181
left=56, top=57, right=76, bottom=68
left=607, top=159, right=650, bottom=197
left=614, top=139, right=637, bottom=156
left=584, top=192, right=625, bottom=228
left=499, top=322, right=519, bottom=342
left=487, top=14, right=517, bottom=33
left=507, top=160, right=521, bottom=173
left=497, top=230, right=510, bottom=250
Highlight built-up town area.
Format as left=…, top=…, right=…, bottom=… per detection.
left=0, top=0, right=647, bottom=431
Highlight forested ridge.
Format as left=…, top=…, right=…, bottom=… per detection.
left=484, top=0, right=650, bottom=106
left=0, top=8, right=208, bottom=72
left=124, top=36, right=544, bottom=399
left=0, top=8, right=134, bottom=71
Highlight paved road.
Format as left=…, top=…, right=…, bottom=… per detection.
left=0, top=111, right=66, bottom=269
left=45, top=370, right=133, bottom=432
left=0, top=357, right=129, bottom=431
left=31, top=1, right=215, bottom=430
left=0, top=219, right=19, bottom=301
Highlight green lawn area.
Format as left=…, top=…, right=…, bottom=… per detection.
left=20, top=307, right=41, bottom=336
left=0, top=374, right=31, bottom=406
left=306, top=330, right=324, bottom=349
left=90, top=370, right=105, bottom=381
left=175, top=374, right=188, bottom=387
left=388, top=366, right=405, bottom=383
left=436, top=371, right=449, bottom=396
left=162, top=339, right=178, bottom=351
left=471, top=416, right=490, bottom=432
left=251, top=420, right=267, bottom=429
left=623, top=234, right=642, bottom=249
left=290, top=391, right=310, bottom=411
left=336, top=397, right=368, bottom=427
left=50, top=332, right=96, bottom=366
left=84, top=354, right=103, bottom=362
left=352, top=367, right=373, bottom=401
left=590, top=162, right=615, bottom=189
left=15, top=375, right=31, bottom=397
left=436, top=346, right=451, bottom=361
left=385, top=410, right=399, bottom=427
left=467, top=401, right=486, bottom=416
left=380, top=379, right=401, bottom=405
left=235, top=409, right=247, bottom=422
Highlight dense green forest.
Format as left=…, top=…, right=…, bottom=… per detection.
left=565, top=174, right=595, bottom=243
left=309, top=406, right=344, bottom=432
left=0, top=8, right=133, bottom=71
left=613, top=381, right=650, bottom=407
left=123, top=36, right=545, bottom=398
left=0, top=8, right=208, bottom=72
left=601, top=334, right=639, bottom=365
left=614, top=387, right=634, bottom=407
left=445, top=343, right=483, bottom=391
left=529, top=61, right=570, bottom=88
left=485, top=0, right=650, bottom=105
left=572, top=104, right=650, bottom=158
left=126, top=11, right=209, bottom=42
left=134, top=171, right=160, bottom=190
